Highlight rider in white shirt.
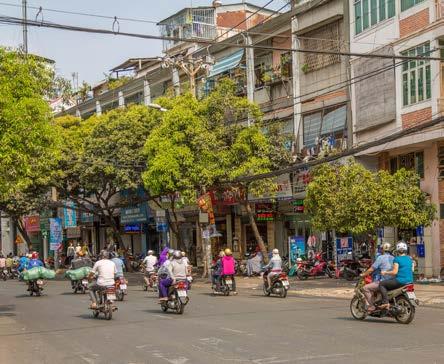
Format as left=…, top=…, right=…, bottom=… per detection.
left=88, top=250, right=116, bottom=309
left=142, top=250, right=158, bottom=287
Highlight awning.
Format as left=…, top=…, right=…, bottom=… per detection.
left=208, top=49, right=244, bottom=78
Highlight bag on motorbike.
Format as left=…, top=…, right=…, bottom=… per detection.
left=21, top=267, right=42, bottom=281
left=65, top=266, right=91, bottom=281
left=40, top=267, right=56, bottom=280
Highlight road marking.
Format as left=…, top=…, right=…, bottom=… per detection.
left=200, top=337, right=224, bottom=346
left=252, top=358, right=291, bottom=364
left=152, top=314, right=173, bottom=319
left=80, top=356, right=96, bottom=364
left=150, top=350, right=189, bottom=364
left=220, top=327, right=244, bottom=334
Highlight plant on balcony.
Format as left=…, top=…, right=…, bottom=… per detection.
left=107, top=76, right=133, bottom=90
left=301, top=63, right=310, bottom=74
left=280, top=52, right=292, bottom=78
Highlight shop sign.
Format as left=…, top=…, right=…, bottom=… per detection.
left=80, top=211, right=95, bottom=224
left=124, top=224, right=142, bottom=234
left=24, top=215, right=40, bottom=233
left=156, top=221, right=168, bottom=232
left=63, top=201, right=77, bottom=228
left=39, top=211, right=51, bottom=233
left=120, top=203, right=149, bottom=224
left=417, top=244, right=425, bottom=258
left=291, top=199, right=305, bottom=213
left=210, top=189, right=244, bottom=206
left=66, top=226, right=81, bottom=239
left=289, top=236, right=306, bottom=265
left=255, top=202, right=274, bottom=221
left=336, top=237, right=353, bottom=265
left=293, top=170, right=311, bottom=194
left=197, top=193, right=215, bottom=225
left=249, top=173, right=292, bottom=201
left=257, top=212, right=274, bottom=221
left=49, top=218, right=63, bottom=251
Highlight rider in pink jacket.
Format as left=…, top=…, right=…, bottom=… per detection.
left=221, top=249, right=237, bottom=294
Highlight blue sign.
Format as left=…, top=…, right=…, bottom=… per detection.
left=289, top=236, right=305, bottom=266
left=417, top=244, right=425, bottom=258
left=49, top=218, right=63, bottom=251
left=120, top=203, right=149, bottom=224
left=124, top=224, right=142, bottom=233
left=81, top=211, right=94, bottom=223
left=156, top=222, right=168, bottom=232
left=416, top=225, right=424, bottom=238
left=63, top=201, right=77, bottom=227
left=336, top=237, right=353, bottom=265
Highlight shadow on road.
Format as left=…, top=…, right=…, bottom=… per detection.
left=334, top=316, right=397, bottom=324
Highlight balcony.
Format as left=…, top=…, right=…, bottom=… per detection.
left=158, top=8, right=216, bottom=52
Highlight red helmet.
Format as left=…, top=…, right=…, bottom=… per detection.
left=31, top=252, right=39, bottom=259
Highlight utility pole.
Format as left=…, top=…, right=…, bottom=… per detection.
left=22, top=0, right=28, bottom=54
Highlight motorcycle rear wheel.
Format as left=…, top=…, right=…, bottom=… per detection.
left=93, top=310, right=99, bottom=318
left=117, top=290, right=124, bottom=301
left=297, top=270, right=308, bottom=280
left=105, top=308, right=112, bottom=320
left=350, top=296, right=367, bottom=320
left=343, top=270, right=355, bottom=281
left=161, top=304, right=168, bottom=312
left=395, top=296, right=415, bottom=324
left=176, top=299, right=184, bottom=314
left=263, top=284, right=271, bottom=296
left=279, top=283, right=287, bottom=298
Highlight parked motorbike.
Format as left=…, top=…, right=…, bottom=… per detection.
left=0, top=268, right=7, bottom=281
left=91, top=286, right=118, bottom=320
left=340, top=253, right=372, bottom=281
left=71, top=278, right=89, bottom=294
left=212, top=275, right=235, bottom=296
left=263, top=270, right=290, bottom=298
left=115, top=276, right=128, bottom=301
left=7, top=268, right=19, bottom=280
left=350, top=277, right=418, bottom=324
left=296, top=253, right=335, bottom=280
left=28, top=279, right=44, bottom=296
left=143, top=270, right=158, bottom=292
left=160, top=280, right=189, bottom=314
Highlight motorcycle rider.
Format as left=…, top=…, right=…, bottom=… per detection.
left=211, top=251, right=225, bottom=291
left=17, top=254, right=31, bottom=273
left=5, top=253, right=14, bottom=275
left=263, top=249, right=282, bottom=292
left=360, top=242, right=394, bottom=312
left=221, top=248, right=237, bottom=295
left=87, top=250, right=117, bottom=309
left=379, top=242, right=414, bottom=309
left=110, top=252, right=125, bottom=279
left=26, top=252, right=44, bottom=269
left=142, top=250, right=158, bottom=288
left=159, top=250, right=187, bottom=302
left=0, top=254, right=6, bottom=277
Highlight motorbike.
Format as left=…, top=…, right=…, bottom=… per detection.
left=160, top=280, right=189, bottom=315
left=263, top=270, right=290, bottom=298
left=7, top=267, right=19, bottom=280
left=340, top=253, right=372, bottom=281
left=91, top=286, right=118, bottom=320
left=115, top=276, right=128, bottom=301
left=72, top=278, right=89, bottom=294
left=239, top=252, right=261, bottom=276
left=0, top=268, right=7, bottom=281
left=296, top=253, right=335, bottom=280
left=350, top=277, right=418, bottom=324
left=143, top=270, right=158, bottom=292
left=212, top=275, right=235, bottom=296
left=28, top=279, right=44, bottom=296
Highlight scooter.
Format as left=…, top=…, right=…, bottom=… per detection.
left=160, top=281, right=189, bottom=315
left=28, top=279, right=44, bottom=296
left=143, top=270, right=158, bottom=292
left=72, top=278, right=89, bottom=294
left=115, top=276, right=128, bottom=301
left=296, top=253, right=335, bottom=280
left=350, top=277, right=418, bottom=324
left=263, top=270, right=290, bottom=298
left=90, top=286, right=118, bottom=320
left=212, top=275, right=235, bottom=296
left=0, top=269, right=7, bottom=281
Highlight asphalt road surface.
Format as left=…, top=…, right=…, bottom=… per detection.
left=0, top=279, right=443, bottom=364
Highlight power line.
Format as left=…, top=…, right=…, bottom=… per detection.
left=0, top=15, right=442, bottom=62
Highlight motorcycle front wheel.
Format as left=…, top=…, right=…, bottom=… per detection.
left=263, top=284, right=271, bottom=296
left=278, top=283, right=287, bottom=298
left=395, top=296, right=415, bottom=324
left=296, top=270, right=308, bottom=280
left=117, top=290, right=124, bottom=301
left=350, top=296, right=367, bottom=320
left=175, top=299, right=184, bottom=314
left=343, top=269, right=355, bottom=281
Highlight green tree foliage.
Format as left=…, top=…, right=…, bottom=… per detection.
left=305, top=161, right=436, bottom=235
left=0, top=48, right=60, bottom=201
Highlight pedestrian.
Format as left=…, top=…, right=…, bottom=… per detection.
left=67, top=242, right=75, bottom=266
left=75, top=242, right=81, bottom=257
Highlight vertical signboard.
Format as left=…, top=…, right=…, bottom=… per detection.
left=49, top=218, right=63, bottom=251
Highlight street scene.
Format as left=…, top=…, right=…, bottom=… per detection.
left=2, top=0, right=444, bottom=363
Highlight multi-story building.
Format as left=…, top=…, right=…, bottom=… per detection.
left=349, top=0, right=444, bottom=276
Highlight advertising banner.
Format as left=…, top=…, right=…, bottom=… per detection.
left=289, top=235, right=306, bottom=266
left=249, top=173, right=292, bottom=201
left=24, top=216, right=40, bottom=233
left=49, top=218, right=63, bottom=251
left=120, top=203, right=149, bottom=224
left=336, top=237, right=353, bottom=265
left=63, top=201, right=77, bottom=227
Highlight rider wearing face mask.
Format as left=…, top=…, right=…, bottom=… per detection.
left=263, top=249, right=282, bottom=292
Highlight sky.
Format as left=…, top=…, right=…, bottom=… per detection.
left=0, top=0, right=288, bottom=86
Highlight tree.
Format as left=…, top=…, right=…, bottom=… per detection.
left=0, top=48, right=60, bottom=202
left=54, top=105, right=160, bottom=256
left=305, top=161, right=436, bottom=235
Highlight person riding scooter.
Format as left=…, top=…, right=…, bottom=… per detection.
left=221, top=248, right=237, bottom=295
left=142, top=250, right=158, bottom=288
left=263, top=249, right=282, bottom=292
left=211, top=251, right=225, bottom=291
left=26, top=252, right=44, bottom=269
left=87, top=250, right=117, bottom=309
left=159, top=250, right=187, bottom=302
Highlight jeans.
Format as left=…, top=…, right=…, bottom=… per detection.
left=379, top=278, right=403, bottom=304
left=212, top=274, right=221, bottom=288
left=159, top=277, right=173, bottom=298
left=89, top=284, right=106, bottom=304
left=363, top=281, right=380, bottom=308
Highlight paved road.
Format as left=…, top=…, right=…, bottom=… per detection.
left=0, top=279, right=443, bottom=364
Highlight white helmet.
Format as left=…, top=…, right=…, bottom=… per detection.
left=173, top=250, right=182, bottom=259
left=272, top=248, right=279, bottom=255
left=147, top=250, right=154, bottom=255
left=396, top=242, right=408, bottom=253
left=381, top=242, right=392, bottom=252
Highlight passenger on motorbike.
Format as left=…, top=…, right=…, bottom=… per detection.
left=360, top=242, right=394, bottom=312
left=111, top=252, right=125, bottom=278
left=18, top=254, right=30, bottom=273
left=88, top=250, right=117, bottom=309
left=221, top=248, right=237, bottom=294
left=379, top=242, right=414, bottom=309
left=263, top=249, right=282, bottom=292
left=26, top=252, right=44, bottom=269
left=5, top=253, right=13, bottom=275
left=159, top=250, right=187, bottom=302
left=211, top=251, right=225, bottom=290
left=142, top=250, right=158, bottom=287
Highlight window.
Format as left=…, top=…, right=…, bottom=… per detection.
left=401, top=0, right=425, bottom=12
left=303, top=105, right=347, bottom=147
left=390, top=151, right=424, bottom=178
left=354, top=0, right=395, bottom=35
left=401, top=43, right=431, bottom=106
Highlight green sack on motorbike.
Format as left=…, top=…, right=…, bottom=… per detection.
left=40, top=267, right=56, bottom=279
left=65, top=266, right=91, bottom=281
left=21, top=267, right=42, bottom=281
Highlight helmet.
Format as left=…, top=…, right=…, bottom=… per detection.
left=181, top=251, right=186, bottom=257
left=168, top=249, right=174, bottom=255
left=26, top=253, right=32, bottom=258
left=272, top=248, right=279, bottom=255
left=396, top=242, right=408, bottom=253
left=100, top=250, right=110, bottom=259
left=219, top=250, right=225, bottom=258
left=296, top=257, right=302, bottom=262
left=31, top=252, right=38, bottom=259
left=224, top=248, right=232, bottom=256
left=147, top=250, right=154, bottom=255
left=173, top=250, right=182, bottom=259
left=382, top=242, right=392, bottom=252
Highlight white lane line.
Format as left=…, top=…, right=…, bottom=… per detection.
left=220, top=327, right=244, bottom=334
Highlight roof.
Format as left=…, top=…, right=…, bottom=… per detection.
left=110, top=57, right=160, bottom=73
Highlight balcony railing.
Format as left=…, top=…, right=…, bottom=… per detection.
left=436, top=0, right=444, bottom=19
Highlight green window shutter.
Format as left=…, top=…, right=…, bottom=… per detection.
left=417, top=67, right=424, bottom=102
left=425, top=65, right=431, bottom=99
left=379, top=0, right=386, bottom=20
left=363, top=0, right=370, bottom=29
left=410, top=70, right=416, bottom=104
left=355, top=1, right=363, bottom=34
left=387, top=0, right=395, bottom=17
left=371, top=0, right=378, bottom=25
left=402, top=73, right=409, bottom=106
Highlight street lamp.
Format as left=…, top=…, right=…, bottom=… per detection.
left=146, top=103, right=168, bottom=112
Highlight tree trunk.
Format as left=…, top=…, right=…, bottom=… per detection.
left=168, top=201, right=185, bottom=251
left=104, top=214, right=133, bottom=272
left=243, top=201, right=269, bottom=264
left=15, top=218, right=33, bottom=250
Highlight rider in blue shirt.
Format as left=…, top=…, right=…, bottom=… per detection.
left=26, top=252, right=44, bottom=269
left=18, top=254, right=30, bottom=272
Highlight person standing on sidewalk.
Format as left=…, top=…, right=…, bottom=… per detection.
left=360, top=242, right=394, bottom=312
left=66, top=242, right=75, bottom=267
